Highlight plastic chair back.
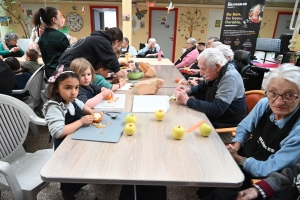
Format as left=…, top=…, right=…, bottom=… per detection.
left=245, top=90, right=265, bottom=114
left=26, top=65, right=45, bottom=102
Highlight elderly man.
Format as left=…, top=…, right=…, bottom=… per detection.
left=205, top=36, right=220, bottom=48
left=137, top=38, right=163, bottom=58
left=120, top=37, right=137, bottom=58
left=174, top=37, right=199, bottom=69
left=175, top=48, right=246, bottom=128
left=197, top=42, right=205, bottom=53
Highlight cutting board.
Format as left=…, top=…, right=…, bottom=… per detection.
left=72, top=111, right=130, bottom=143
left=94, top=94, right=126, bottom=109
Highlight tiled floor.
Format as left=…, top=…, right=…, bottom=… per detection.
left=1, top=125, right=200, bottom=200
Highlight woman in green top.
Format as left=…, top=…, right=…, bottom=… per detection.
left=32, top=7, right=70, bottom=79
left=0, top=32, right=24, bottom=58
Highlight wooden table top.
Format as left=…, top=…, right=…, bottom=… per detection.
left=40, top=88, right=244, bottom=187
left=134, top=65, right=185, bottom=88
left=119, top=58, right=174, bottom=65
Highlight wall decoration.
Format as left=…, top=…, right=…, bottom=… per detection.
left=72, top=6, right=77, bottom=11
left=159, top=16, right=167, bottom=25
left=135, top=8, right=147, bottom=20
left=165, top=24, right=169, bottom=28
left=7, top=17, right=12, bottom=24
left=82, top=6, right=85, bottom=14
left=66, top=12, right=84, bottom=32
left=26, top=10, right=32, bottom=17
left=0, top=16, right=8, bottom=26
left=286, top=21, right=290, bottom=29
left=166, top=1, right=174, bottom=14
left=146, top=0, right=156, bottom=7
left=178, top=8, right=206, bottom=37
left=215, top=20, right=221, bottom=27
left=140, top=21, right=145, bottom=28
left=122, top=14, right=130, bottom=21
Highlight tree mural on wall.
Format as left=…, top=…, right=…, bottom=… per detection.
left=178, top=8, right=206, bottom=39
left=0, top=0, right=30, bottom=38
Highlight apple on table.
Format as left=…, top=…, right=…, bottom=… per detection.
left=155, top=109, right=166, bottom=121
left=124, top=123, right=136, bottom=136
left=199, top=123, right=212, bottom=137
left=125, top=113, right=137, bottom=124
left=172, top=125, right=185, bottom=140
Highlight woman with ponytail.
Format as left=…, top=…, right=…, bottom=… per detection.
left=59, top=27, right=127, bottom=78
left=32, top=7, right=70, bottom=79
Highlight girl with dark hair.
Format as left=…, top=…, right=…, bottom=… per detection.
left=43, top=66, right=96, bottom=200
left=59, top=27, right=127, bottom=78
left=32, top=7, right=70, bottom=79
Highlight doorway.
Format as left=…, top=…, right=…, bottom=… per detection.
left=149, top=7, right=178, bottom=62
left=207, top=10, right=224, bottom=40
left=273, top=12, right=298, bottom=39
left=89, top=6, right=119, bottom=32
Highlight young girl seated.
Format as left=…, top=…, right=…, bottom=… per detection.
left=42, top=66, right=96, bottom=200
left=70, top=58, right=114, bottom=108
left=93, top=61, right=126, bottom=91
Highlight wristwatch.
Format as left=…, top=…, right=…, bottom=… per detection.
left=239, top=157, right=247, bottom=167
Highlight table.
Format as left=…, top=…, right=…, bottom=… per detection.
left=119, top=58, right=173, bottom=65
left=40, top=88, right=244, bottom=188
left=136, top=65, right=185, bottom=88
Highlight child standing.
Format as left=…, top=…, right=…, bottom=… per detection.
left=32, top=7, right=70, bottom=79
left=42, top=65, right=96, bottom=200
left=21, top=49, right=40, bottom=74
left=70, top=58, right=114, bottom=108
left=93, top=61, right=126, bottom=91
left=5, top=57, right=31, bottom=101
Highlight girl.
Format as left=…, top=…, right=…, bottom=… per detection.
left=249, top=4, right=262, bottom=23
left=32, top=7, right=70, bottom=79
left=70, top=58, right=114, bottom=108
left=42, top=65, right=96, bottom=200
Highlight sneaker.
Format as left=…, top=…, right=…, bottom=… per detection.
left=74, top=189, right=96, bottom=200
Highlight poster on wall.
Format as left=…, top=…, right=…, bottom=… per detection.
left=220, top=0, right=266, bottom=55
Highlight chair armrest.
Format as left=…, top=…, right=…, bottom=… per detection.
left=29, top=115, right=46, bottom=126
left=0, top=161, right=23, bottom=200
left=12, top=89, right=26, bottom=94
left=215, top=127, right=237, bottom=133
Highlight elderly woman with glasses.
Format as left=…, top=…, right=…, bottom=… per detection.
left=0, top=32, right=24, bottom=58
left=175, top=37, right=199, bottom=69
left=198, top=64, right=300, bottom=200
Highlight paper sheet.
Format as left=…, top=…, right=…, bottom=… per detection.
left=94, top=94, right=126, bottom=109
left=132, top=95, right=170, bottom=112
left=117, top=83, right=132, bottom=91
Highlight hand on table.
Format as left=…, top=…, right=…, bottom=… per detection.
left=100, top=88, right=114, bottom=98
left=80, top=115, right=94, bottom=125
left=236, top=187, right=260, bottom=200
left=115, top=69, right=128, bottom=77
left=227, top=143, right=243, bottom=163
left=188, top=79, right=199, bottom=86
left=175, top=87, right=189, bottom=105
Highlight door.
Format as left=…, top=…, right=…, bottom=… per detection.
left=150, top=8, right=178, bottom=61
left=273, top=12, right=297, bottom=39
left=207, top=10, right=224, bottom=40
left=90, top=6, right=119, bottom=32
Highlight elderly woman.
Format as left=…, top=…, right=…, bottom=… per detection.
left=175, top=48, right=246, bottom=128
left=175, top=38, right=199, bottom=69
left=199, top=64, right=300, bottom=200
left=0, top=32, right=24, bottom=58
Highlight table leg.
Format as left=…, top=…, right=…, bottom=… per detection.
left=134, top=185, right=137, bottom=200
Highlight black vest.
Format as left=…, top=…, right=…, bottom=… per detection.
left=120, top=46, right=129, bottom=57
left=205, top=63, right=246, bottom=128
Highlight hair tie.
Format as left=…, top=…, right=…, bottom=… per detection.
left=48, top=65, right=74, bottom=83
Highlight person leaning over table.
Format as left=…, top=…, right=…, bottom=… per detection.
left=175, top=48, right=246, bottom=128
left=0, top=32, right=24, bottom=58
left=198, top=64, right=300, bottom=200
left=236, top=163, right=300, bottom=200
left=59, top=27, right=127, bottom=78
left=174, top=37, right=199, bottom=69
left=137, top=38, right=164, bottom=58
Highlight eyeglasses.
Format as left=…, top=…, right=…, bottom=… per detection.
left=265, top=91, right=299, bottom=102
left=186, top=43, right=191, bottom=45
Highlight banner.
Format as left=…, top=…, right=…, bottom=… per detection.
left=220, top=0, right=266, bottom=55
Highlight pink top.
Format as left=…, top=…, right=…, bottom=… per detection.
left=175, top=48, right=199, bottom=69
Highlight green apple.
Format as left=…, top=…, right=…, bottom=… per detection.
left=155, top=109, right=166, bottom=121
left=172, top=125, right=185, bottom=140
left=124, top=123, right=136, bottom=136
left=125, top=113, right=137, bottom=124
left=199, top=123, right=212, bottom=137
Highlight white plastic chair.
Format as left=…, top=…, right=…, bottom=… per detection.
left=0, top=94, right=53, bottom=200
left=12, top=65, right=45, bottom=135
left=17, top=38, right=31, bottom=52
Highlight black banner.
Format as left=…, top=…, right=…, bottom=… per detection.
left=220, top=0, right=266, bottom=55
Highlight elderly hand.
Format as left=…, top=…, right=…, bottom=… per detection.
left=236, top=187, right=260, bottom=200
left=175, top=87, right=189, bottom=105
left=145, top=54, right=154, bottom=57
left=227, top=143, right=243, bottom=163
left=188, top=79, right=199, bottom=86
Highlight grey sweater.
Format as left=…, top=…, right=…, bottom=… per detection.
left=42, top=99, right=85, bottom=138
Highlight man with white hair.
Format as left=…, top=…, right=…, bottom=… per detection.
left=175, top=48, right=246, bottom=128
left=175, top=37, right=199, bottom=69
left=137, top=38, right=163, bottom=58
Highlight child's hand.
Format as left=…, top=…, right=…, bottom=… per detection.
left=80, top=115, right=94, bottom=125
left=100, top=88, right=114, bottom=98
left=119, top=79, right=126, bottom=87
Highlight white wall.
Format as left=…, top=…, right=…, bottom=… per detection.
left=104, top=11, right=116, bottom=28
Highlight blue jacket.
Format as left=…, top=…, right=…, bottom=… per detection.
left=233, top=97, right=300, bottom=177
